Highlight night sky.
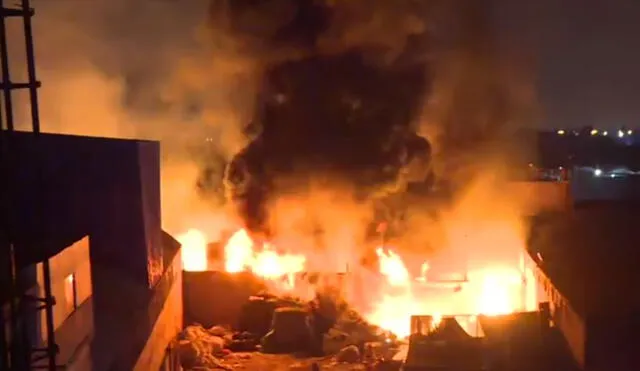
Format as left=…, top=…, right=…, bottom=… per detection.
left=496, top=0, right=640, bottom=130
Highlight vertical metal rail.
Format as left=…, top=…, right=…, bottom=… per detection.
left=0, top=0, right=57, bottom=369
left=0, top=0, right=14, bottom=132
left=21, top=0, right=39, bottom=135
left=21, top=1, right=56, bottom=368
left=0, top=1, right=18, bottom=369
left=0, top=59, right=9, bottom=371
left=21, top=0, right=57, bottom=369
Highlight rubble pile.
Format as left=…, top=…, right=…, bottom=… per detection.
left=177, top=325, right=230, bottom=370
left=175, top=293, right=403, bottom=370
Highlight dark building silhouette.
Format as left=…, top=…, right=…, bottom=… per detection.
left=1, top=131, right=182, bottom=370
left=528, top=203, right=640, bottom=370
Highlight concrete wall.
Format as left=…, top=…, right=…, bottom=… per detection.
left=7, top=131, right=163, bottom=289
left=183, top=271, right=265, bottom=328
left=533, top=266, right=586, bottom=368
left=36, top=237, right=92, bottom=334
left=21, top=237, right=95, bottom=369
left=585, top=315, right=640, bottom=371
left=133, top=250, right=183, bottom=371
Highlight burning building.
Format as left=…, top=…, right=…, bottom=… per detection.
left=177, top=0, right=546, bottom=343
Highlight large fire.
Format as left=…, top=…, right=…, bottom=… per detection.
left=179, top=221, right=538, bottom=338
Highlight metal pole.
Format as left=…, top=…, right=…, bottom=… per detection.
left=22, top=0, right=40, bottom=134
left=20, top=0, right=56, bottom=368
left=0, top=1, right=20, bottom=368
left=0, top=49, right=9, bottom=371
left=0, top=1, right=15, bottom=131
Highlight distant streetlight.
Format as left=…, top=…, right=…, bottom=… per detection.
left=618, top=130, right=625, bottom=138
left=590, top=129, right=598, bottom=135
left=557, top=129, right=565, bottom=135
left=603, top=131, right=608, bottom=136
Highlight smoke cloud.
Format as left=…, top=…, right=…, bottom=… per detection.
left=217, top=1, right=536, bottom=238
left=6, top=0, right=537, bottom=260
left=218, top=0, right=438, bottom=234
left=6, top=0, right=257, bottom=239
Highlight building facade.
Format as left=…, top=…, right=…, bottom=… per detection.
left=1, top=132, right=183, bottom=370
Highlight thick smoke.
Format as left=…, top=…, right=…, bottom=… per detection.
left=6, top=0, right=256, bottom=238
left=207, top=0, right=537, bottom=261
left=7, top=0, right=537, bottom=255
left=214, top=0, right=440, bottom=234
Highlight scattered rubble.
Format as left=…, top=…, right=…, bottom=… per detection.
left=336, top=345, right=360, bottom=363
left=176, top=293, right=403, bottom=370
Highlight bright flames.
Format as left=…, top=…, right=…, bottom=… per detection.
left=178, top=226, right=537, bottom=338
left=178, top=229, right=208, bottom=272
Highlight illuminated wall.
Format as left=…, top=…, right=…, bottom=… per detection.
left=26, top=236, right=95, bottom=369
left=35, top=237, right=92, bottom=334
left=133, top=250, right=183, bottom=371
left=532, top=264, right=586, bottom=368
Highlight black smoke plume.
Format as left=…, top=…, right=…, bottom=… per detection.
left=205, top=0, right=500, bottom=233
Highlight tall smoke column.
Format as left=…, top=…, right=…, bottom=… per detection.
left=213, top=0, right=438, bottom=234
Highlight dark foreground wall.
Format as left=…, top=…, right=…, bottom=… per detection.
left=182, top=271, right=266, bottom=328
left=1, top=130, right=163, bottom=288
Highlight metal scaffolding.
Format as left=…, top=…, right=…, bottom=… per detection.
left=0, top=0, right=58, bottom=370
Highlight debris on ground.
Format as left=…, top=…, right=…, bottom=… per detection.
left=336, top=345, right=360, bottom=363
left=175, top=293, right=403, bottom=370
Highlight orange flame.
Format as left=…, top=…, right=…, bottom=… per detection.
left=177, top=229, right=208, bottom=272
left=178, top=225, right=537, bottom=338
left=223, top=229, right=306, bottom=289
left=365, top=245, right=533, bottom=337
